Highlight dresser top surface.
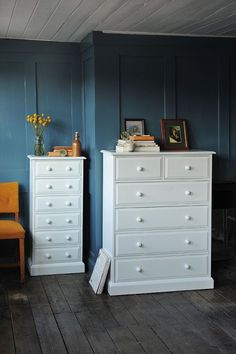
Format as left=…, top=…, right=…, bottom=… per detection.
left=101, top=150, right=216, bottom=156
left=28, top=155, right=86, bottom=160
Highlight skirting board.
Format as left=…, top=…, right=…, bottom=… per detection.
left=107, top=277, right=214, bottom=296
left=28, top=258, right=85, bottom=276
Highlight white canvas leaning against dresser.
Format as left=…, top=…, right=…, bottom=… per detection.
left=28, top=156, right=86, bottom=276
left=101, top=150, right=215, bottom=296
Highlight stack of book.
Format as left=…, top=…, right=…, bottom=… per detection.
left=48, top=146, right=72, bottom=157
left=129, top=135, right=160, bottom=152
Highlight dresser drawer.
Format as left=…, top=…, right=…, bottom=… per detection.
left=34, top=230, right=80, bottom=246
left=116, top=230, right=208, bottom=256
left=116, top=206, right=208, bottom=231
left=115, top=255, right=208, bottom=282
left=35, top=213, right=80, bottom=229
left=116, top=156, right=162, bottom=180
left=35, top=247, right=80, bottom=264
left=35, top=196, right=81, bottom=211
left=35, top=160, right=81, bottom=177
left=165, top=156, right=209, bottom=179
left=115, top=181, right=209, bottom=206
left=35, top=179, right=80, bottom=195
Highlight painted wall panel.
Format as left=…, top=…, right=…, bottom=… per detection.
left=120, top=55, right=165, bottom=136
left=176, top=56, right=219, bottom=152
left=36, top=61, right=80, bottom=152
left=0, top=61, right=27, bottom=177
left=0, top=40, right=82, bottom=248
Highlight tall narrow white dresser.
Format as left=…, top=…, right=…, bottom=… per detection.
left=101, top=150, right=215, bottom=295
left=28, top=156, right=86, bottom=276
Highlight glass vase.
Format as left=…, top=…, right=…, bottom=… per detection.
left=34, top=135, right=45, bottom=156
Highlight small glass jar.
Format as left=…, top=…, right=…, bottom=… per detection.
left=34, top=135, right=45, bottom=156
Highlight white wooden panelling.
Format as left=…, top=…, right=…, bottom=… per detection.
left=0, top=0, right=16, bottom=36
left=52, top=0, right=107, bottom=41
left=23, top=0, right=61, bottom=39
left=1, top=0, right=236, bottom=42
left=37, top=0, right=83, bottom=40
left=69, top=0, right=132, bottom=42
left=7, top=0, right=38, bottom=37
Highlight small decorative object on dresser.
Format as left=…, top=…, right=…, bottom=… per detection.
left=26, top=113, right=52, bottom=156
left=116, top=131, right=134, bottom=152
left=160, top=119, right=189, bottom=150
left=101, top=150, right=215, bottom=296
left=28, top=155, right=86, bottom=275
left=72, top=131, right=81, bottom=157
left=124, top=119, right=145, bottom=136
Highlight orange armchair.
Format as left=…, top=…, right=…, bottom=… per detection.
left=0, top=182, right=25, bottom=282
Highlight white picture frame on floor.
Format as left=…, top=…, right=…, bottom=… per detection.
left=89, top=249, right=110, bottom=294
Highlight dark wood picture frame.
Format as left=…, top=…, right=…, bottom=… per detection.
left=124, top=119, right=145, bottom=135
left=160, top=119, right=189, bottom=150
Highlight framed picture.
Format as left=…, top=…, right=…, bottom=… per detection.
left=160, top=119, right=189, bottom=150
left=124, top=119, right=145, bottom=135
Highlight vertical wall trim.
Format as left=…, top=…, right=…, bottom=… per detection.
left=35, top=62, right=38, bottom=113
left=218, top=56, right=230, bottom=159
left=165, top=56, right=176, bottom=118
left=118, top=54, right=122, bottom=132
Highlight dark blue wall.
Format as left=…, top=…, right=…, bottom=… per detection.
left=81, top=32, right=236, bottom=268
left=2, top=33, right=236, bottom=268
left=0, top=39, right=81, bottom=236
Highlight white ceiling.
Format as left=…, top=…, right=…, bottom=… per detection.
left=1, top=0, right=236, bottom=43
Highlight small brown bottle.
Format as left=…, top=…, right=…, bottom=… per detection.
left=72, top=131, right=81, bottom=157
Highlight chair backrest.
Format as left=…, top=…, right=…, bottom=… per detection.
left=0, top=182, right=19, bottom=220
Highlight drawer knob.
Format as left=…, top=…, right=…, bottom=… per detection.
left=65, top=252, right=71, bottom=258
left=184, top=264, right=191, bottom=270
left=136, top=166, right=143, bottom=172
left=66, top=235, right=72, bottom=241
left=185, top=190, right=191, bottom=196
left=136, top=266, right=143, bottom=273
left=45, top=253, right=51, bottom=259
left=66, top=218, right=72, bottom=223
left=46, top=184, right=52, bottom=189
left=46, top=202, right=52, bottom=207
left=66, top=166, right=72, bottom=171
left=185, top=215, right=191, bottom=220
left=66, top=184, right=72, bottom=189
left=136, top=191, right=143, bottom=197
left=65, top=201, right=72, bottom=206
left=185, top=165, right=191, bottom=171
left=46, top=236, right=52, bottom=242
left=185, top=239, right=191, bottom=244
left=136, top=217, right=143, bottom=223
left=136, top=242, right=143, bottom=247
left=46, top=166, right=52, bottom=171
left=46, top=219, right=52, bottom=224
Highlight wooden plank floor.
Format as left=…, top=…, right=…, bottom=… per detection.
left=1, top=260, right=236, bottom=354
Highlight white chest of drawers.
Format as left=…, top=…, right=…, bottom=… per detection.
left=101, top=150, right=215, bottom=295
left=28, top=156, right=86, bottom=276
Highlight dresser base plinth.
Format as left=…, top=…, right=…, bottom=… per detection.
left=107, top=277, right=214, bottom=296
left=28, top=258, right=85, bottom=276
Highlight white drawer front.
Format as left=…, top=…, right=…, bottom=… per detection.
left=116, top=230, right=208, bottom=256
left=116, top=156, right=162, bottom=180
left=36, top=179, right=80, bottom=195
left=116, top=181, right=209, bottom=206
left=35, top=213, right=80, bottom=229
left=115, top=255, right=208, bottom=282
left=35, top=247, right=80, bottom=264
left=165, top=156, right=209, bottom=179
left=35, top=160, right=81, bottom=177
left=35, top=196, right=80, bottom=211
left=116, top=206, right=208, bottom=231
left=34, top=230, right=80, bottom=246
